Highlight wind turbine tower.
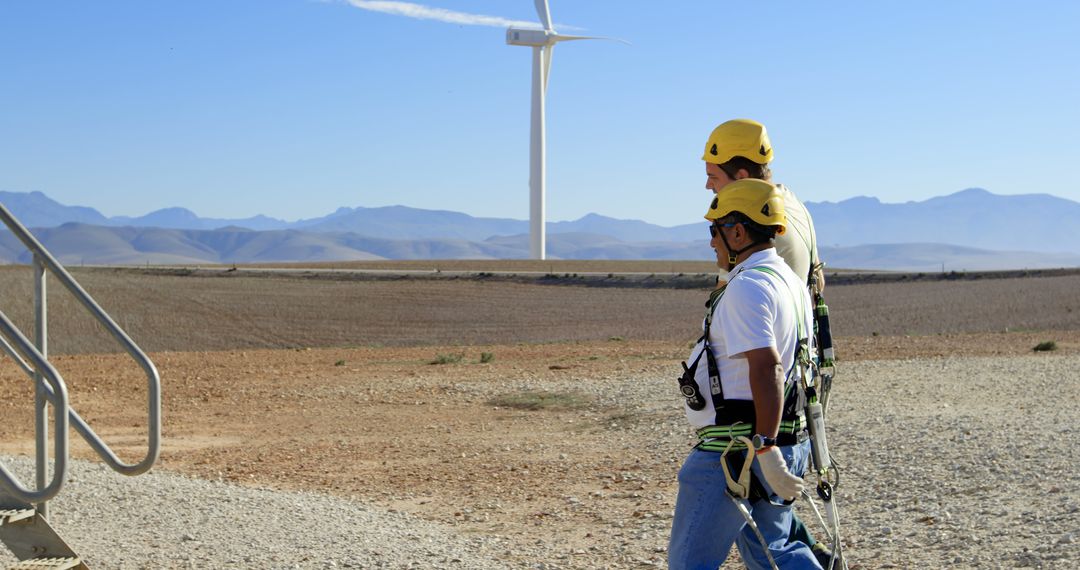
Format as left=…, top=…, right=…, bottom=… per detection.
left=506, top=1, right=606, bottom=260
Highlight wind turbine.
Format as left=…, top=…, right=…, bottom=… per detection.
left=506, top=1, right=615, bottom=260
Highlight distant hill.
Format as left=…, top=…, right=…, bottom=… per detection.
left=0, top=192, right=296, bottom=232
left=548, top=214, right=701, bottom=242
left=3, top=187, right=1079, bottom=253
left=112, top=207, right=291, bottom=232
left=805, top=188, right=1080, bottom=254
left=296, top=205, right=526, bottom=240
left=2, top=223, right=1078, bottom=270
left=0, top=191, right=109, bottom=227
left=1, top=188, right=1078, bottom=269
left=0, top=224, right=523, bottom=265
left=818, top=243, right=1080, bottom=272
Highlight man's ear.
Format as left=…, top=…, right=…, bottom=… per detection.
left=731, top=222, right=747, bottom=243
left=735, top=169, right=750, bottom=180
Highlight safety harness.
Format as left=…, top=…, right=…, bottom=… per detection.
left=677, top=265, right=809, bottom=453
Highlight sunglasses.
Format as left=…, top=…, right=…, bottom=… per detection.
left=708, top=222, right=736, bottom=238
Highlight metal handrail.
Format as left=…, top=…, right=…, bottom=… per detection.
left=0, top=202, right=161, bottom=487
left=0, top=312, right=69, bottom=503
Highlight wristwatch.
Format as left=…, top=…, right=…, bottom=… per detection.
left=751, top=434, right=777, bottom=450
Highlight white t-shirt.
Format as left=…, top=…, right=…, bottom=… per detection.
left=684, top=248, right=815, bottom=429
left=716, top=184, right=820, bottom=288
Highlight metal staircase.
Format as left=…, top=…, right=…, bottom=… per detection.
left=0, top=203, right=162, bottom=570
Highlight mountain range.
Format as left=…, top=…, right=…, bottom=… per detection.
left=1, top=189, right=1078, bottom=271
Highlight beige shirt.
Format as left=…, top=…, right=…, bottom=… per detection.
left=717, top=184, right=822, bottom=292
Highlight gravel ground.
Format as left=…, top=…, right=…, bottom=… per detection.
left=3, top=352, right=1078, bottom=569
left=830, top=354, right=1079, bottom=569
left=1, top=456, right=513, bottom=569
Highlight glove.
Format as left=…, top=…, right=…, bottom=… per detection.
left=756, top=446, right=805, bottom=501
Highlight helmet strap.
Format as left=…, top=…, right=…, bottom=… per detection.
left=718, top=229, right=754, bottom=269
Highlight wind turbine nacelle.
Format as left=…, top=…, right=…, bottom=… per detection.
left=506, top=27, right=552, bottom=46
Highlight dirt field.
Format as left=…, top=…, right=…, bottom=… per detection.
left=1, top=267, right=1079, bottom=568
left=0, top=266, right=1076, bottom=354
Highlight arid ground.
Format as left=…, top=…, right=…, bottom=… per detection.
left=1, top=264, right=1078, bottom=568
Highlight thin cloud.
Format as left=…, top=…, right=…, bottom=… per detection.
left=343, top=0, right=540, bottom=28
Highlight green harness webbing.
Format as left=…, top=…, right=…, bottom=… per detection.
left=696, top=416, right=806, bottom=452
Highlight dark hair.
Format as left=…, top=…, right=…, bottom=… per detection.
left=723, top=212, right=778, bottom=243
left=719, top=156, right=771, bottom=181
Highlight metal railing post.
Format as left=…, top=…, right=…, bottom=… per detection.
left=0, top=311, right=69, bottom=503
left=0, top=202, right=161, bottom=507
left=33, top=255, right=49, bottom=518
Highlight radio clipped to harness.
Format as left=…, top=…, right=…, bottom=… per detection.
left=678, top=360, right=707, bottom=411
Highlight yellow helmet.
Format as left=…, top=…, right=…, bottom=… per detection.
left=704, top=178, right=786, bottom=235
left=701, top=119, right=773, bottom=165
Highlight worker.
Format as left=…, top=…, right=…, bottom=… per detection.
left=668, top=179, right=819, bottom=569
left=701, top=118, right=832, bottom=564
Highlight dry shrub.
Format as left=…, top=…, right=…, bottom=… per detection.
left=488, top=390, right=592, bottom=411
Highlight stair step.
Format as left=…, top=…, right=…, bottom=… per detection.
left=0, top=502, right=84, bottom=569
left=0, top=510, right=36, bottom=526
left=7, top=558, right=81, bottom=570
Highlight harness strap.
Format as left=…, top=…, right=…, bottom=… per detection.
left=696, top=416, right=806, bottom=452
left=703, top=285, right=728, bottom=417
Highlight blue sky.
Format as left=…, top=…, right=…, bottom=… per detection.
left=1, top=1, right=1077, bottom=227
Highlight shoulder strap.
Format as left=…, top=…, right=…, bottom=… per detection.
left=703, top=285, right=727, bottom=413
left=703, top=284, right=727, bottom=332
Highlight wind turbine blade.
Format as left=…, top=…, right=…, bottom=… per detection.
left=552, top=34, right=632, bottom=46
left=534, top=0, right=554, bottom=32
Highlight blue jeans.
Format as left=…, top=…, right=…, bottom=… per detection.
left=668, top=440, right=821, bottom=570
